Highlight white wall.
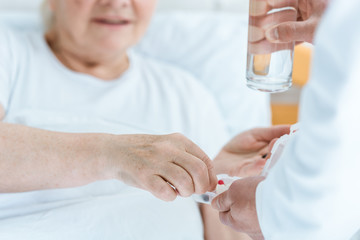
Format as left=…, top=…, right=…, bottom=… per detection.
left=0, top=0, right=249, bottom=12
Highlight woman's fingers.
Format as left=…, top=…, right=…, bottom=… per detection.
left=159, top=160, right=195, bottom=197
left=146, top=175, right=178, bottom=202
left=181, top=135, right=217, bottom=191
left=173, top=152, right=214, bottom=194
left=146, top=152, right=214, bottom=199
left=113, top=133, right=216, bottom=201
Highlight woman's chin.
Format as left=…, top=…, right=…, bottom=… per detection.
left=95, top=41, right=132, bottom=54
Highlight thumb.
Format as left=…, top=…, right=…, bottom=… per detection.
left=265, top=20, right=315, bottom=44
left=211, top=190, right=232, bottom=212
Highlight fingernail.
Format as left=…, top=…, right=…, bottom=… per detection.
left=265, top=27, right=280, bottom=43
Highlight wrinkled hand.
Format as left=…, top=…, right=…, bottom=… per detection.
left=211, top=176, right=265, bottom=240
left=104, top=133, right=217, bottom=201
left=213, top=126, right=289, bottom=177
left=249, top=0, right=329, bottom=54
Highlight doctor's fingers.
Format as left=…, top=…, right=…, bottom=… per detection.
left=250, top=0, right=298, bottom=17
left=248, top=39, right=294, bottom=55
left=249, top=9, right=297, bottom=43
left=267, top=138, right=279, bottom=154
left=266, top=17, right=318, bottom=43
left=219, top=210, right=239, bottom=230
left=241, top=156, right=269, bottom=177
left=251, top=125, right=290, bottom=144
left=257, top=138, right=279, bottom=164
left=211, top=189, right=233, bottom=212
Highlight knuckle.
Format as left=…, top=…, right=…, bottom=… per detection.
left=195, top=179, right=207, bottom=193
left=193, top=162, right=208, bottom=179
left=179, top=185, right=194, bottom=197
left=195, top=180, right=209, bottom=194
left=177, top=178, right=192, bottom=191
left=154, top=184, right=176, bottom=202
left=283, top=27, right=293, bottom=41
left=173, top=173, right=195, bottom=196
left=279, top=23, right=295, bottom=42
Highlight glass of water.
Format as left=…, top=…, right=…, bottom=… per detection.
left=246, top=0, right=298, bottom=92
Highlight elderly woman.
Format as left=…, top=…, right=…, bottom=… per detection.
left=0, top=0, right=288, bottom=239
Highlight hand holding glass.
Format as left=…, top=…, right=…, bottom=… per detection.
left=246, top=0, right=298, bottom=92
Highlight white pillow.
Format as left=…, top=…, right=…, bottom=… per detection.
left=0, top=10, right=271, bottom=136
left=0, top=0, right=43, bottom=11
left=0, top=10, right=42, bottom=31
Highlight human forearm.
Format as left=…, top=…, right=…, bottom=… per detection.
left=0, top=122, right=109, bottom=192
left=0, top=122, right=217, bottom=201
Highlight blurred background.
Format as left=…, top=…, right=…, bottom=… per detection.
left=0, top=0, right=312, bottom=126
left=0, top=0, right=250, bottom=12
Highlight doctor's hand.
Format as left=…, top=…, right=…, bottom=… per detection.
left=103, top=133, right=217, bottom=201
left=211, top=176, right=265, bottom=240
left=249, top=0, right=329, bottom=54
left=249, top=0, right=329, bottom=47
left=213, top=125, right=289, bottom=177
left=265, top=0, right=329, bottom=44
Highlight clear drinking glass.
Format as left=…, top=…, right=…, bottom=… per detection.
left=246, top=0, right=298, bottom=92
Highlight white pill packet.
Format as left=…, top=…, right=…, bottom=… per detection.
left=261, top=123, right=300, bottom=177
left=193, top=123, right=300, bottom=204
left=192, top=174, right=241, bottom=204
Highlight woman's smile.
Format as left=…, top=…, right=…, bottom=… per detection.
left=92, top=16, right=133, bottom=29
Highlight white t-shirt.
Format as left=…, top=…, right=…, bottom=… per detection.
left=0, top=25, right=229, bottom=240
left=256, top=0, right=360, bottom=239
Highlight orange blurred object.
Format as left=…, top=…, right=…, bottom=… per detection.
left=271, top=44, right=313, bottom=125
left=271, top=104, right=299, bottom=125
left=253, top=54, right=272, bottom=75
left=292, top=44, right=313, bottom=87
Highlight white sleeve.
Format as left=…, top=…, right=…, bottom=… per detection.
left=256, top=0, right=360, bottom=239
left=0, top=24, right=13, bottom=112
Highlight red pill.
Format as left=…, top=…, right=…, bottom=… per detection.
left=218, top=180, right=225, bottom=185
